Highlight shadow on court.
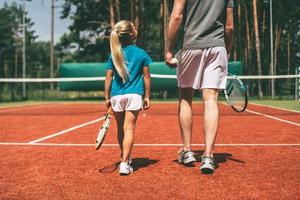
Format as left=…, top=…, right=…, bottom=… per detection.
left=194, top=150, right=245, bottom=169
left=99, top=162, right=120, bottom=173
left=131, top=158, right=159, bottom=171
left=99, top=158, right=159, bottom=173
left=173, top=150, right=245, bottom=169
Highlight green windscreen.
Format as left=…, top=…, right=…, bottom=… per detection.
left=59, top=63, right=106, bottom=91
left=59, top=61, right=242, bottom=91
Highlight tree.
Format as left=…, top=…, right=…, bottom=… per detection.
left=60, top=0, right=112, bottom=62
left=0, top=2, right=48, bottom=101
left=58, top=0, right=164, bottom=62
left=0, top=2, right=37, bottom=79
left=252, top=0, right=263, bottom=98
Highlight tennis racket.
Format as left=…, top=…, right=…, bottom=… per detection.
left=96, top=107, right=113, bottom=150
left=224, top=74, right=248, bottom=112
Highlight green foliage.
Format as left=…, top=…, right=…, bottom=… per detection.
left=58, top=0, right=111, bottom=62
left=58, top=0, right=166, bottom=62
left=232, top=0, right=300, bottom=97
left=0, top=2, right=48, bottom=79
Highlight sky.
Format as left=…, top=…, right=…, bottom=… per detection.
left=0, top=0, right=72, bottom=43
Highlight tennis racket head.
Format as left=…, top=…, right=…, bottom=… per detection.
left=95, top=108, right=112, bottom=150
left=225, top=75, right=248, bottom=113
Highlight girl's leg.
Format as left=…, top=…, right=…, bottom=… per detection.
left=114, top=111, right=125, bottom=156
left=121, top=110, right=139, bottom=163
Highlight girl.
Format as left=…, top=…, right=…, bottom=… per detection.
left=105, top=20, right=151, bottom=175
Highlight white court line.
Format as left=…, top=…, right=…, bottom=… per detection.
left=221, top=102, right=300, bottom=127
left=250, top=102, right=300, bottom=113
left=0, top=104, right=59, bottom=113
left=28, top=117, right=105, bottom=144
left=246, top=109, right=300, bottom=127
left=0, top=143, right=300, bottom=147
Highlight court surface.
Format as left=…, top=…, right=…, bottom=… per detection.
left=0, top=102, right=299, bottom=199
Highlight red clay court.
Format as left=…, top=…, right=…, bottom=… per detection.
left=0, top=102, right=299, bottom=199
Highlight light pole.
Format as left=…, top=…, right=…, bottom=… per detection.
left=22, top=0, right=26, bottom=99
left=50, top=0, right=55, bottom=90
left=270, top=0, right=274, bottom=99
left=19, top=0, right=32, bottom=99
left=163, top=0, right=168, bottom=53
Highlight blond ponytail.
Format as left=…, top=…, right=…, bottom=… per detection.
left=110, top=20, right=136, bottom=83
left=110, top=30, right=129, bottom=83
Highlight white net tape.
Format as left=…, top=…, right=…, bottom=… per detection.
left=1, top=74, right=299, bottom=83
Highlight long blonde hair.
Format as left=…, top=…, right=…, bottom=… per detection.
left=110, top=20, right=136, bottom=83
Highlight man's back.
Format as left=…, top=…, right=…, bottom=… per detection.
left=165, top=0, right=235, bottom=174
left=183, top=0, right=234, bottom=50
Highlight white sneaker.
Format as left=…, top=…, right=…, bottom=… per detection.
left=128, top=158, right=132, bottom=165
left=120, top=154, right=132, bottom=165
left=119, top=162, right=133, bottom=175
left=128, top=159, right=133, bottom=173
left=200, top=156, right=215, bottom=174
left=178, top=149, right=196, bottom=165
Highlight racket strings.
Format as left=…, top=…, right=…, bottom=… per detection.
left=228, top=80, right=246, bottom=111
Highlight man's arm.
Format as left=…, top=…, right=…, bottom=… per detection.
left=165, top=0, right=186, bottom=66
left=225, top=7, right=234, bottom=55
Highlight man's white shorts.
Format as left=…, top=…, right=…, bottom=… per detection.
left=111, top=94, right=142, bottom=112
left=176, top=47, right=228, bottom=90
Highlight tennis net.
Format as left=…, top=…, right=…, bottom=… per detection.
left=0, top=74, right=300, bottom=102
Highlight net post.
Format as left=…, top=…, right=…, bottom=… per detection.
left=296, top=67, right=300, bottom=101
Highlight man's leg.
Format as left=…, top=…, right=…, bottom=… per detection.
left=178, top=87, right=194, bottom=151
left=202, top=88, right=220, bottom=157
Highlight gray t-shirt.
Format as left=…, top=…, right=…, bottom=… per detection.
left=183, top=0, right=234, bottom=49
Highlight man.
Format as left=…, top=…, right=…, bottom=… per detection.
left=165, top=0, right=234, bottom=173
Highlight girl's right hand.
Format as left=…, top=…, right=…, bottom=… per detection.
left=143, top=97, right=150, bottom=110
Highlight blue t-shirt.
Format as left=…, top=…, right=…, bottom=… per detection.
left=106, top=45, right=152, bottom=97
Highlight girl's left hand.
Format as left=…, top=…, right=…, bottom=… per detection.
left=143, top=97, right=150, bottom=110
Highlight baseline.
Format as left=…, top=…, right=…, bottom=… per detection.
left=0, top=143, right=300, bottom=147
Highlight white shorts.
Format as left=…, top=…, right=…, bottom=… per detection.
left=111, top=94, right=142, bottom=112
left=176, top=47, right=228, bottom=90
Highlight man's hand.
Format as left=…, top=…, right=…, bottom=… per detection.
left=165, top=51, right=177, bottom=68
